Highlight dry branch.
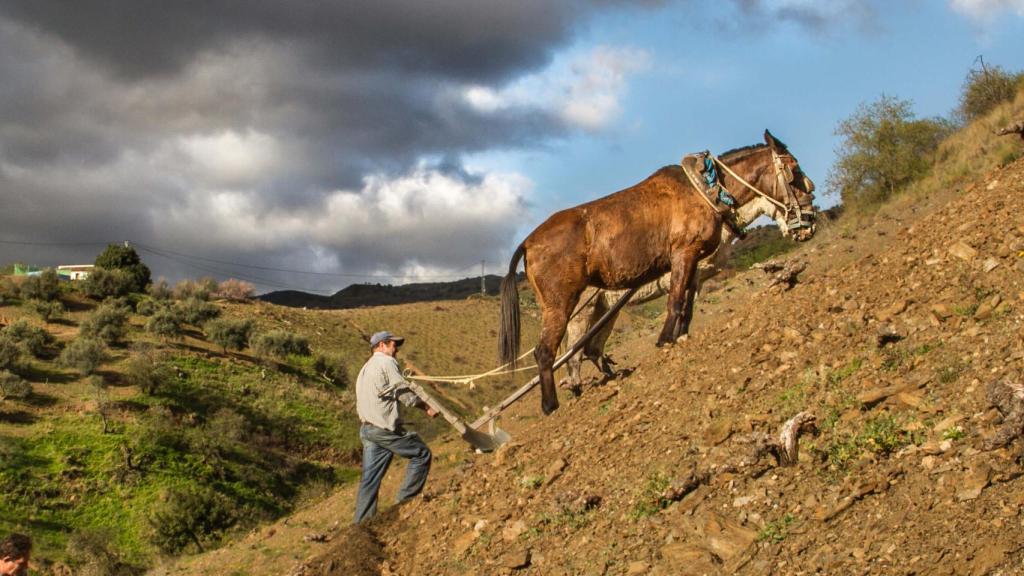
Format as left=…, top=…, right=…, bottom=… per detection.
left=996, top=120, right=1024, bottom=140
left=755, top=259, right=807, bottom=291
left=752, top=411, right=818, bottom=467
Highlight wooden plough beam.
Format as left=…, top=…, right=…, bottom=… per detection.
left=407, top=286, right=640, bottom=452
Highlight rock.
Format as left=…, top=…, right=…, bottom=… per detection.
left=704, top=419, right=733, bottom=446
left=658, top=543, right=719, bottom=574
left=626, top=560, right=650, bottom=574
left=502, top=520, right=527, bottom=541
left=982, top=258, right=1000, bottom=273
left=453, top=530, right=479, bottom=557
left=931, top=304, right=952, bottom=319
left=948, top=242, right=977, bottom=262
left=704, top=513, right=757, bottom=561
left=501, top=548, right=532, bottom=570
left=956, top=464, right=992, bottom=501
left=544, top=458, right=568, bottom=485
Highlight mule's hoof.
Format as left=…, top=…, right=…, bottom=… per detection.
left=655, top=339, right=673, bottom=348
left=542, top=400, right=560, bottom=415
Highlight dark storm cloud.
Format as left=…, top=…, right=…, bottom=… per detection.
left=0, top=0, right=870, bottom=294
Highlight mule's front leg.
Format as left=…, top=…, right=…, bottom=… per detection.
left=657, top=251, right=699, bottom=347
left=677, top=270, right=701, bottom=338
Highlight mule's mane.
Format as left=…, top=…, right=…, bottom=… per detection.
left=719, top=138, right=790, bottom=161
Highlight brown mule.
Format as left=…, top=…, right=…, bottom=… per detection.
left=498, top=131, right=816, bottom=415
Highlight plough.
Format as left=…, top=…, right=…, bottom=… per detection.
left=407, top=286, right=640, bottom=452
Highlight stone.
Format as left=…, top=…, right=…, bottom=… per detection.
left=544, top=458, right=568, bottom=485
left=982, top=258, right=1001, bottom=273
left=956, top=463, right=992, bottom=502
left=704, top=513, right=757, bottom=561
left=501, top=548, right=532, bottom=570
left=948, top=242, right=977, bottom=262
left=659, top=543, right=719, bottom=574
left=626, top=561, right=650, bottom=574
left=453, top=530, right=479, bottom=557
left=704, top=419, right=733, bottom=446
left=502, top=520, right=527, bottom=541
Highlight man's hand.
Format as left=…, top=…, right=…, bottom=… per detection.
left=426, top=406, right=439, bottom=418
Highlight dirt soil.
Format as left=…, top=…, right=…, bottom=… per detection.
left=157, top=157, right=1024, bottom=576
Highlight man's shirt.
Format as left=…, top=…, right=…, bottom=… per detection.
left=355, top=351, right=422, bottom=431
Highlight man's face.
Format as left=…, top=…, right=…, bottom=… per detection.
left=378, top=339, right=398, bottom=357
left=0, top=553, right=28, bottom=576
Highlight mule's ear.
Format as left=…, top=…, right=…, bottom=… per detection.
left=764, top=129, right=776, bottom=148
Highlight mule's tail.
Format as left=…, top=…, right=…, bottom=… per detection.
left=498, top=243, right=526, bottom=367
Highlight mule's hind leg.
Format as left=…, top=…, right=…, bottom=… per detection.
left=535, top=294, right=581, bottom=415
left=677, top=270, right=702, bottom=338
left=657, top=250, right=701, bottom=347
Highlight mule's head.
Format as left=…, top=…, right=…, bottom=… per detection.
left=764, top=130, right=817, bottom=241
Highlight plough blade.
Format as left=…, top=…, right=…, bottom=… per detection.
left=461, top=425, right=510, bottom=452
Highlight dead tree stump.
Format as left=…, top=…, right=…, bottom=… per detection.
left=752, top=411, right=818, bottom=466
left=984, top=379, right=1024, bottom=450
left=996, top=120, right=1024, bottom=140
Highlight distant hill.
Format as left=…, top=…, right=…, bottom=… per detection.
left=260, top=274, right=509, bottom=308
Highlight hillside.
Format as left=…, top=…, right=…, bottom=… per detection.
left=0, top=280, right=539, bottom=573
left=149, top=97, right=1024, bottom=575
left=260, top=275, right=507, bottom=310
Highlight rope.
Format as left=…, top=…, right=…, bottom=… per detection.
left=403, top=284, right=606, bottom=387
left=707, top=153, right=790, bottom=212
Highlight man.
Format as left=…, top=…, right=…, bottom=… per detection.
left=0, top=533, right=30, bottom=576
left=353, top=330, right=437, bottom=523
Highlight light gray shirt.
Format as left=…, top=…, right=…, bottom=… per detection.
left=355, top=352, right=423, bottom=431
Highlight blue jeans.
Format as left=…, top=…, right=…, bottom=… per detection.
left=353, top=424, right=432, bottom=523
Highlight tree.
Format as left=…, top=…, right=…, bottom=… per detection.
left=94, top=244, right=151, bottom=293
left=20, top=269, right=61, bottom=301
left=59, top=337, right=108, bottom=376
left=204, top=318, right=253, bottom=354
left=0, top=370, right=31, bottom=402
left=253, top=330, right=310, bottom=360
left=81, top=268, right=135, bottom=300
left=146, top=308, right=184, bottom=341
left=80, top=301, right=130, bottom=346
left=958, top=59, right=1021, bottom=123
left=827, top=95, right=952, bottom=207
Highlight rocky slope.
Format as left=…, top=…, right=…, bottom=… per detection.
left=289, top=156, right=1024, bottom=576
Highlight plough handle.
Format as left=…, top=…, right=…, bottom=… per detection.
left=470, top=285, right=640, bottom=429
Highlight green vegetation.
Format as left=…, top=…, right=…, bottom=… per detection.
left=629, top=471, right=671, bottom=520
left=820, top=412, right=917, bottom=478
left=82, top=268, right=136, bottom=300
left=730, top=234, right=800, bottom=269
left=253, top=330, right=311, bottom=360
left=59, top=337, right=108, bottom=375
left=80, top=301, right=131, bottom=345
left=95, top=244, right=152, bottom=293
left=758, top=513, right=796, bottom=543
left=827, top=94, right=953, bottom=209
left=958, top=59, right=1023, bottom=123
left=205, top=318, right=254, bottom=353
left=20, top=269, right=62, bottom=302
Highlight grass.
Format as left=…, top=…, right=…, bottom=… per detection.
left=757, top=513, right=796, bottom=543
left=818, top=412, right=918, bottom=479
left=629, top=471, right=671, bottom=520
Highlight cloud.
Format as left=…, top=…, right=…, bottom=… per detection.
left=729, top=0, right=880, bottom=32
left=949, top=0, right=1024, bottom=23
left=463, top=45, right=651, bottom=131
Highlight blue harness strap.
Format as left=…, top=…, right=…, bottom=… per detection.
left=702, top=153, right=736, bottom=207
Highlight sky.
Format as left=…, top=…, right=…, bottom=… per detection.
left=1, top=0, right=1022, bottom=295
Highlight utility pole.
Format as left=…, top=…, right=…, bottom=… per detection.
left=480, top=260, right=486, bottom=296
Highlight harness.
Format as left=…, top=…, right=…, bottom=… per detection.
left=680, top=149, right=813, bottom=236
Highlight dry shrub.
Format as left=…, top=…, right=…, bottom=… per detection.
left=215, top=279, right=255, bottom=301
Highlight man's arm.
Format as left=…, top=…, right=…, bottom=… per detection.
left=382, top=358, right=437, bottom=416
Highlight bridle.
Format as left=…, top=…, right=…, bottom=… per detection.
left=694, top=148, right=815, bottom=238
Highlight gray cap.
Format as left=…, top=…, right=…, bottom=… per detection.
left=369, top=330, right=405, bottom=348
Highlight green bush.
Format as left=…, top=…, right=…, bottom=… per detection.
left=958, top=61, right=1021, bottom=122
left=19, top=269, right=61, bottom=301
left=204, top=318, right=253, bottom=353
left=0, top=277, right=20, bottom=300
left=827, top=95, right=953, bottom=207
left=135, top=298, right=158, bottom=317
left=173, top=278, right=217, bottom=301
left=59, top=337, right=107, bottom=375
left=313, top=353, right=351, bottom=388
left=80, top=301, right=130, bottom=345
left=28, top=298, right=64, bottom=323
left=147, top=485, right=237, bottom=553
left=146, top=308, right=185, bottom=341
left=253, top=330, right=311, bottom=359
left=0, top=370, right=31, bottom=400
left=124, top=347, right=174, bottom=395
left=148, top=277, right=172, bottom=301
left=0, top=334, right=22, bottom=372
left=177, top=297, right=220, bottom=326
left=81, top=268, right=136, bottom=300
left=94, top=244, right=151, bottom=293
left=66, top=528, right=142, bottom=576
left=2, top=320, right=53, bottom=358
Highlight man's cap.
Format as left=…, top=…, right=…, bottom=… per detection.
left=369, top=331, right=405, bottom=348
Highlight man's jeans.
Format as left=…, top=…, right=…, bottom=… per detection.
left=353, top=423, right=432, bottom=523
